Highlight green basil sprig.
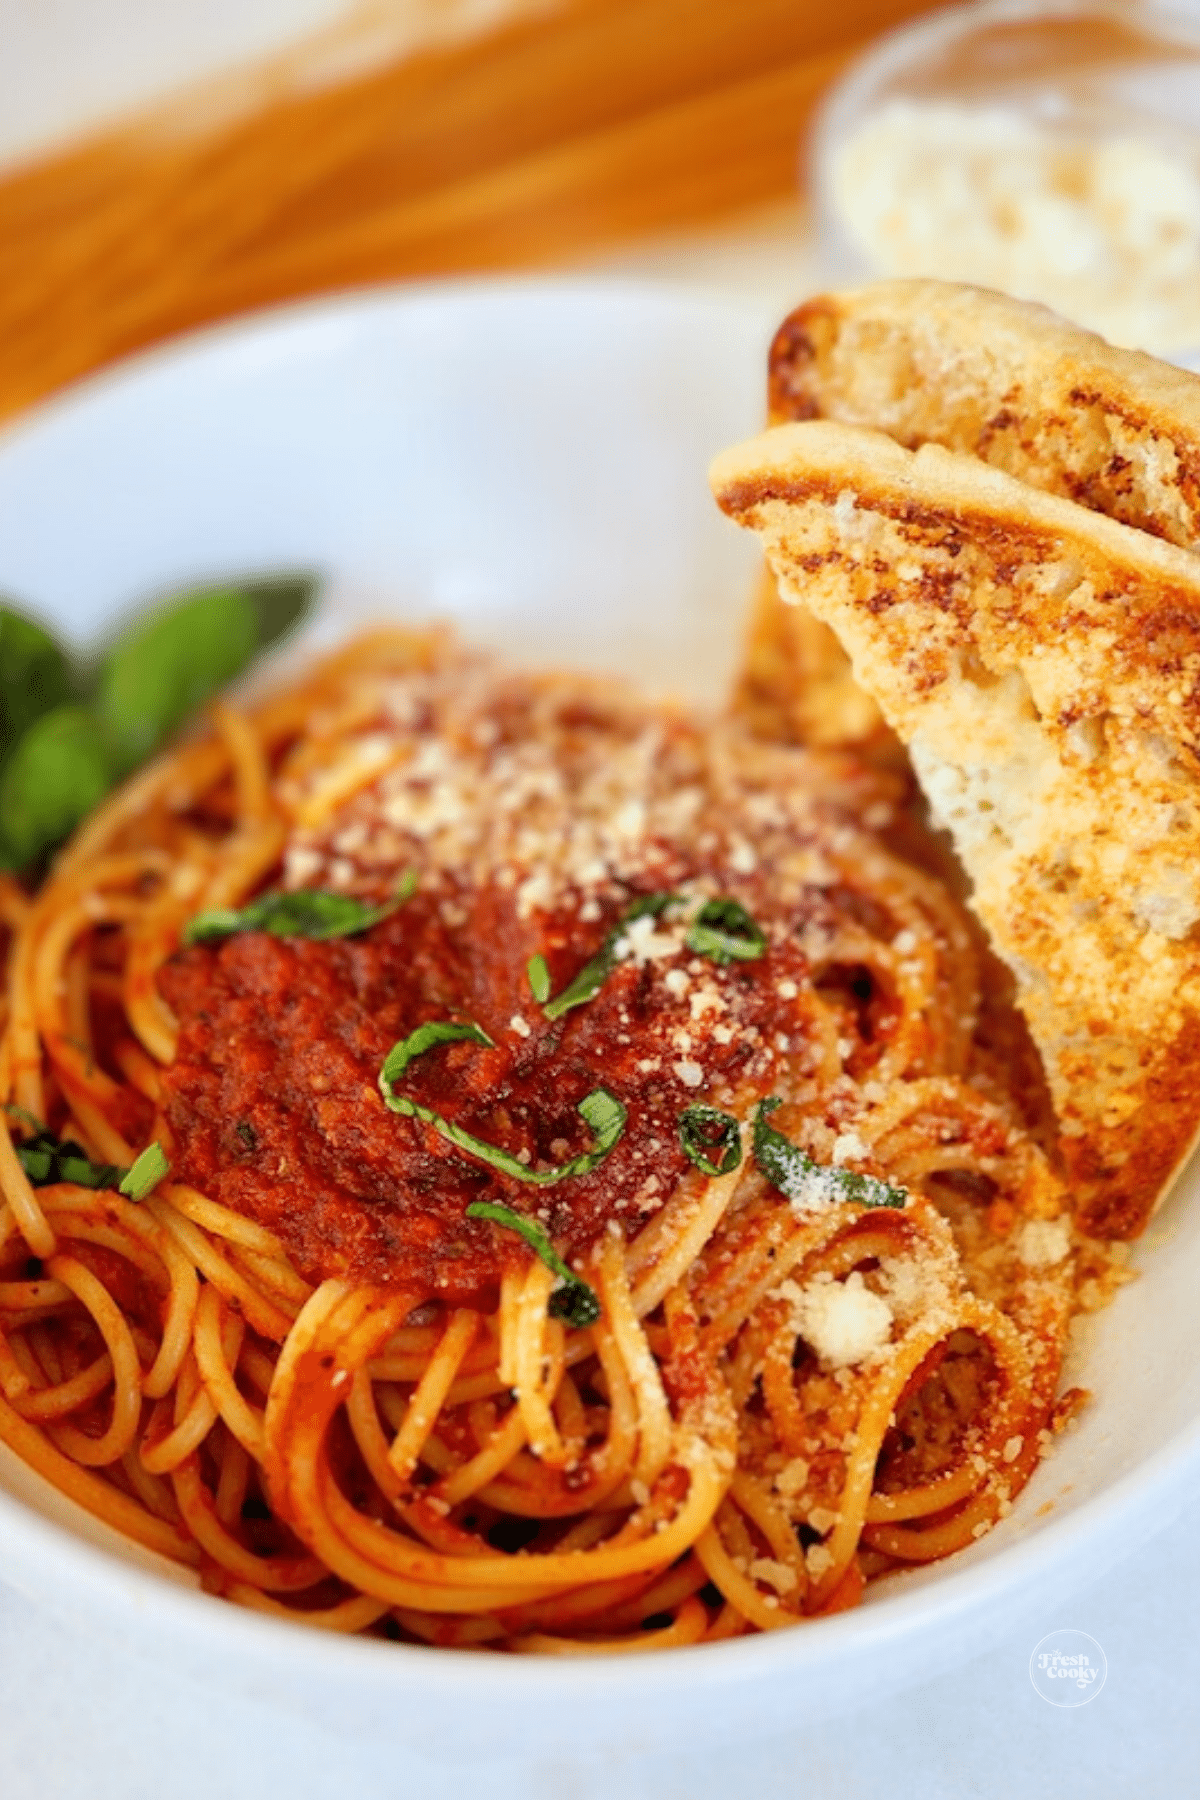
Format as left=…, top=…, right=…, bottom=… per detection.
left=183, top=869, right=416, bottom=947
left=465, top=1201, right=602, bottom=1328
left=0, top=608, right=73, bottom=755
left=119, top=1142, right=171, bottom=1202
left=541, top=891, right=766, bottom=1023
left=8, top=1111, right=170, bottom=1199
left=542, top=893, right=677, bottom=1021
left=0, top=575, right=316, bottom=873
left=684, top=897, right=766, bottom=966
left=97, top=576, right=315, bottom=776
left=379, top=1020, right=627, bottom=1185
left=678, top=1104, right=743, bottom=1178
left=11, top=1124, right=124, bottom=1191
left=526, top=954, right=551, bottom=1004
left=753, top=1098, right=906, bottom=1211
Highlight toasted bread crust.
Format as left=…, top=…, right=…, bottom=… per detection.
left=745, top=281, right=1200, bottom=757
left=768, top=281, right=1200, bottom=547
left=713, top=418, right=1200, bottom=1237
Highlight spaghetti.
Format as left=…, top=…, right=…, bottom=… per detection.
left=0, top=629, right=1124, bottom=1650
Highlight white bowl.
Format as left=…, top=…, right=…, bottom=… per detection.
left=2, top=278, right=1199, bottom=1758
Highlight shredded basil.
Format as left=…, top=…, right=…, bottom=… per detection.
left=542, top=892, right=677, bottom=1021
left=465, top=1201, right=602, bottom=1328
left=119, top=1142, right=171, bottom=1201
left=380, top=1019, right=495, bottom=1089
left=684, top=897, right=766, bottom=967
left=678, top=1104, right=743, bottom=1178
left=753, top=1098, right=906, bottom=1210
left=379, top=1023, right=627, bottom=1185
left=526, top=954, right=551, bottom=1005
left=542, top=891, right=767, bottom=1022
left=13, top=1131, right=123, bottom=1190
left=6, top=1109, right=169, bottom=1198
left=183, top=869, right=417, bottom=947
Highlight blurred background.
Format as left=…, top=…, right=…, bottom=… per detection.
left=5, top=0, right=1200, bottom=433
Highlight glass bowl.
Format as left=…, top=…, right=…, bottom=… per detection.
left=810, top=0, right=1200, bottom=359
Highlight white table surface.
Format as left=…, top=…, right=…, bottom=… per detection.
left=3, top=1486, right=1199, bottom=1800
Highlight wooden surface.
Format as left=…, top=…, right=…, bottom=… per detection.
left=0, top=0, right=941, bottom=423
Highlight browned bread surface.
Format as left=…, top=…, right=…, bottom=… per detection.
left=712, top=418, right=1200, bottom=1238
left=746, top=280, right=1200, bottom=757
left=768, top=281, right=1200, bottom=546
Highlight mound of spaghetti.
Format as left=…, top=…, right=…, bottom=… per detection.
left=0, top=630, right=1115, bottom=1650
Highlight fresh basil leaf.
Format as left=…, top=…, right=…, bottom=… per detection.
left=119, top=1141, right=170, bottom=1201
left=685, top=897, right=766, bottom=967
left=241, top=573, right=318, bottom=652
left=0, top=704, right=113, bottom=869
left=543, top=892, right=677, bottom=1021
left=379, top=1024, right=626, bottom=1186
left=380, top=1019, right=495, bottom=1089
left=464, top=1201, right=602, bottom=1328
left=678, top=1104, right=743, bottom=1178
left=184, top=871, right=416, bottom=947
left=753, top=1098, right=906, bottom=1210
left=97, top=587, right=258, bottom=775
left=0, top=606, right=73, bottom=756
left=526, top=954, right=551, bottom=1005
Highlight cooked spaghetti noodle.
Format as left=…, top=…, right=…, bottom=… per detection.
left=0, top=629, right=1123, bottom=1650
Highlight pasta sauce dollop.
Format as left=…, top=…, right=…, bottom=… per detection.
left=157, top=651, right=907, bottom=1301
left=160, top=879, right=817, bottom=1300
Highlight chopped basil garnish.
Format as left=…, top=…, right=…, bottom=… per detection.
left=526, top=954, right=551, bottom=1005
left=543, top=892, right=677, bottom=1021
left=465, top=1201, right=602, bottom=1328
left=13, top=1130, right=123, bottom=1190
left=684, top=897, right=766, bottom=966
left=753, top=1098, right=906, bottom=1210
left=542, top=891, right=766, bottom=1022
left=678, top=1104, right=743, bottom=1178
left=6, top=1109, right=169, bottom=1198
left=183, top=870, right=416, bottom=947
left=379, top=1022, right=626, bottom=1186
left=119, top=1142, right=171, bottom=1201
left=380, top=1018, right=495, bottom=1087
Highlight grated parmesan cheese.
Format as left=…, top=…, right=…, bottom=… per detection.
left=1018, top=1218, right=1072, bottom=1269
left=787, top=1271, right=894, bottom=1369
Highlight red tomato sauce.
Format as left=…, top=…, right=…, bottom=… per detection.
left=158, top=882, right=808, bottom=1302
